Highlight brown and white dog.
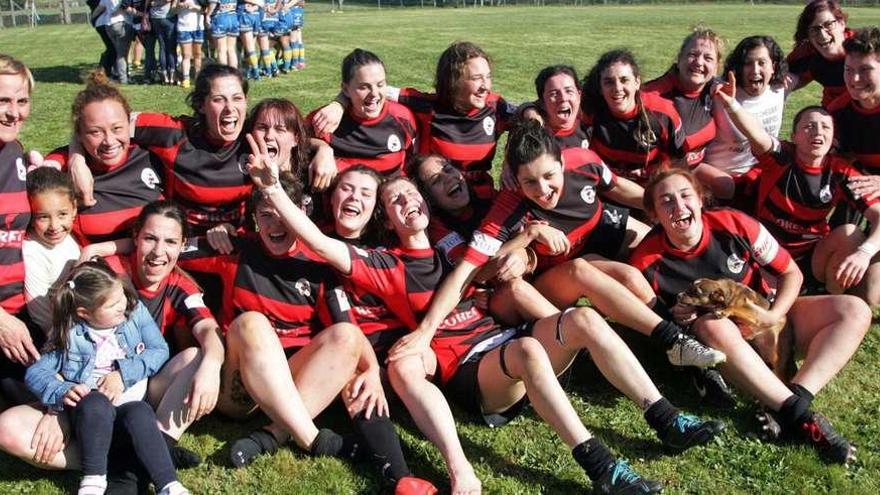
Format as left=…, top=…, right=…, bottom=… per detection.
left=678, top=278, right=791, bottom=378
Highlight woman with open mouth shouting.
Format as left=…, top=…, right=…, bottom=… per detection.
left=787, top=0, right=854, bottom=107
left=310, top=49, right=417, bottom=178
left=312, top=41, right=518, bottom=197
left=43, top=70, right=164, bottom=245
left=715, top=70, right=880, bottom=306
left=644, top=26, right=735, bottom=198
left=581, top=49, right=687, bottom=186
left=704, top=35, right=788, bottom=207
left=248, top=127, right=726, bottom=494
left=630, top=167, right=869, bottom=466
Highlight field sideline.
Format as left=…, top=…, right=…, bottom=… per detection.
left=2, top=4, right=880, bottom=494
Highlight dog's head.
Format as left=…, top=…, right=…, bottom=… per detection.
left=677, top=278, right=734, bottom=310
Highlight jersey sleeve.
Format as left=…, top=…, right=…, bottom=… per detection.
left=132, top=112, right=187, bottom=150
left=737, top=211, right=791, bottom=275
left=316, top=277, right=356, bottom=326
left=786, top=42, right=815, bottom=85
left=462, top=189, right=527, bottom=266
left=396, top=88, right=436, bottom=116
left=167, top=269, right=215, bottom=329
left=44, top=146, right=70, bottom=170
left=493, top=94, right=519, bottom=133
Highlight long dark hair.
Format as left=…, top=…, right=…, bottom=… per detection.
left=131, top=200, right=189, bottom=239
left=582, top=49, right=657, bottom=152
left=186, top=64, right=249, bottom=125
left=48, top=259, right=138, bottom=352
left=504, top=119, right=562, bottom=177
left=341, top=48, right=385, bottom=85
left=330, top=165, right=385, bottom=247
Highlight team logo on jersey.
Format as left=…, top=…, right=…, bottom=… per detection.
left=580, top=139, right=590, bottom=149
left=603, top=207, right=623, bottom=225
left=819, top=184, right=832, bottom=203
left=387, top=134, right=402, bottom=153
left=140, top=168, right=161, bottom=189
left=580, top=185, right=596, bottom=205
left=726, top=253, right=745, bottom=274
left=237, top=153, right=250, bottom=175
left=294, top=279, right=312, bottom=298
left=15, top=157, right=26, bottom=181
left=482, top=116, right=495, bottom=136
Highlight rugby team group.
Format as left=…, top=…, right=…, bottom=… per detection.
left=1, top=1, right=879, bottom=494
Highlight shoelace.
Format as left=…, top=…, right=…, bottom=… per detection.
left=802, top=419, right=828, bottom=444
left=610, top=460, right=642, bottom=485
left=673, top=413, right=702, bottom=433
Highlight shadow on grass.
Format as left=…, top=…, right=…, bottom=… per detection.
left=0, top=451, right=78, bottom=492
left=31, top=63, right=96, bottom=84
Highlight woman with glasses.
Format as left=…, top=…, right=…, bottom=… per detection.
left=787, top=0, right=854, bottom=106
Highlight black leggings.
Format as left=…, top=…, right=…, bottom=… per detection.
left=73, top=392, right=177, bottom=489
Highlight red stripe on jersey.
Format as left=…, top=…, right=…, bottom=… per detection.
left=312, top=101, right=417, bottom=177
left=585, top=91, right=684, bottom=184
left=630, top=208, right=791, bottom=307
left=0, top=140, right=29, bottom=313
left=643, top=70, right=716, bottom=165
left=827, top=93, right=880, bottom=171
left=346, top=244, right=498, bottom=383
left=399, top=88, right=514, bottom=176
left=133, top=112, right=253, bottom=233
left=754, top=142, right=875, bottom=257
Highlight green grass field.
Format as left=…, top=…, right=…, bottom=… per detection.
left=2, top=4, right=880, bottom=494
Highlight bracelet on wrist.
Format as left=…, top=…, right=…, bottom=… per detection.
left=857, top=241, right=878, bottom=257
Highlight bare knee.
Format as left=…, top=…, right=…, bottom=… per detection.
left=507, top=337, right=553, bottom=379
left=319, top=323, right=361, bottom=357
left=691, top=317, right=743, bottom=351
left=387, top=355, right=428, bottom=392
left=227, top=312, right=275, bottom=350
left=614, top=264, right=655, bottom=304
left=837, top=295, right=872, bottom=338
left=0, top=410, right=30, bottom=455
left=564, top=307, right=610, bottom=346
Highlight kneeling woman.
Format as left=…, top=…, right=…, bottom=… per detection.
left=178, top=175, right=429, bottom=491
left=248, top=134, right=724, bottom=494
left=630, top=168, right=868, bottom=465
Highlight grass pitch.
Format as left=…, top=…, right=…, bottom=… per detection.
left=2, top=4, right=880, bottom=494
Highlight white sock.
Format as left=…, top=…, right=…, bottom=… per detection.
left=78, top=474, right=107, bottom=495
left=158, top=480, right=190, bottom=495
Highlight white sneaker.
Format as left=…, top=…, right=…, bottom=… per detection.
left=78, top=474, right=107, bottom=495
left=667, top=334, right=726, bottom=368
left=157, top=481, right=191, bottom=495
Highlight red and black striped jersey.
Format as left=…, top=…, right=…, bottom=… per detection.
left=463, top=148, right=616, bottom=271
left=550, top=120, right=591, bottom=152
left=327, top=233, right=407, bottom=356
left=178, top=234, right=352, bottom=348
left=827, top=93, right=880, bottom=171
left=630, top=208, right=792, bottom=308
left=344, top=244, right=502, bottom=384
left=584, top=91, right=685, bottom=185
left=47, top=145, right=164, bottom=245
left=132, top=112, right=253, bottom=234
left=427, top=186, right=495, bottom=264
left=104, top=252, right=213, bottom=335
left=786, top=31, right=853, bottom=107
left=312, top=101, right=417, bottom=177
left=0, top=140, right=29, bottom=314
left=397, top=87, right=516, bottom=188
left=643, top=69, right=716, bottom=166
left=753, top=141, right=876, bottom=258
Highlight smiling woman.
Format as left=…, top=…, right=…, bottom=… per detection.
left=44, top=71, right=164, bottom=245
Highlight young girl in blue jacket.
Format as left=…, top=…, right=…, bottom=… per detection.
left=25, top=260, right=188, bottom=495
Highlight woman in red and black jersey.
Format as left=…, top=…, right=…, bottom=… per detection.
left=531, top=65, right=591, bottom=152
left=829, top=28, right=880, bottom=173
left=787, top=0, right=854, bottom=107
left=45, top=72, right=163, bottom=245
left=314, top=41, right=517, bottom=196
left=179, top=174, right=431, bottom=490
left=631, top=168, right=868, bottom=465
left=310, top=49, right=417, bottom=178
left=0, top=55, right=40, bottom=391
left=581, top=49, right=686, bottom=185
left=249, top=135, right=726, bottom=495
left=716, top=74, right=880, bottom=305
left=0, top=201, right=222, bottom=473
left=644, top=27, right=733, bottom=195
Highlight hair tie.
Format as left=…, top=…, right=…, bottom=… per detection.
left=67, top=280, right=75, bottom=289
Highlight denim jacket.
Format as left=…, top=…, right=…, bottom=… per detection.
left=25, top=301, right=169, bottom=410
